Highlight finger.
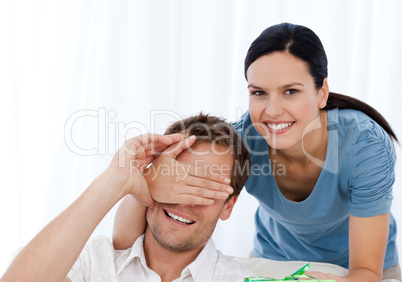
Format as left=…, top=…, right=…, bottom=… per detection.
left=142, top=136, right=191, bottom=153
left=185, top=175, right=234, bottom=194
left=139, top=133, right=178, bottom=145
left=164, top=133, right=184, bottom=143
left=143, top=144, right=173, bottom=156
left=120, top=138, right=145, bottom=158
left=303, top=271, right=329, bottom=280
left=141, top=137, right=188, bottom=155
left=186, top=164, right=232, bottom=185
left=145, top=133, right=184, bottom=146
left=184, top=185, right=232, bottom=200
left=161, top=135, right=196, bottom=158
left=175, top=195, right=215, bottom=205
left=304, top=271, right=325, bottom=277
left=133, top=134, right=184, bottom=157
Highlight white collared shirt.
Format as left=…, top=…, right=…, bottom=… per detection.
left=68, top=234, right=254, bottom=281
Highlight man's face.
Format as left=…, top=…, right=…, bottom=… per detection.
left=145, top=142, right=237, bottom=253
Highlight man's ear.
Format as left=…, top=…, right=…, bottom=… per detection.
left=318, top=78, right=329, bottom=109
left=219, top=196, right=238, bottom=221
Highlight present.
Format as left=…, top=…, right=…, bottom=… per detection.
left=244, top=263, right=336, bottom=281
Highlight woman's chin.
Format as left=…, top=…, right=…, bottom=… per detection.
left=266, top=138, right=298, bottom=151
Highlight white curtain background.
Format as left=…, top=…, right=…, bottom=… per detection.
left=1, top=0, right=402, bottom=275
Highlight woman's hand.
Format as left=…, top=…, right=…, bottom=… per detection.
left=144, top=138, right=234, bottom=205
left=106, top=133, right=184, bottom=206
left=304, top=271, right=345, bottom=281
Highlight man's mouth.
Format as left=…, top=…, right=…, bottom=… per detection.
left=164, top=210, right=195, bottom=225
left=265, top=121, right=295, bottom=130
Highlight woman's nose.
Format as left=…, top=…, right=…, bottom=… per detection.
left=264, top=95, right=285, bottom=118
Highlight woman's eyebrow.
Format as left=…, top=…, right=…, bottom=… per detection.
left=248, top=82, right=304, bottom=89
left=279, top=82, right=304, bottom=89
left=247, top=84, right=263, bottom=89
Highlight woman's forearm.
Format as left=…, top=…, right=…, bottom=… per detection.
left=112, top=195, right=147, bottom=249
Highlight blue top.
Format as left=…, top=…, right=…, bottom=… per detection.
left=232, top=108, right=398, bottom=269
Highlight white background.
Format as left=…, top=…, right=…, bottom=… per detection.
left=1, top=0, right=401, bottom=275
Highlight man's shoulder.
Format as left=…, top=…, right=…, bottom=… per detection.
left=193, top=239, right=255, bottom=280
left=87, top=235, right=113, bottom=247
left=215, top=250, right=256, bottom=276
left=68, top=235, right=143, bottom=281
left=86, top=235, right=143, bottom=265
left=85, top=235, right=128, bottom=256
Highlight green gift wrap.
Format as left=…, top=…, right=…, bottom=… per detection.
left=244, top=263, right=336, bottom=281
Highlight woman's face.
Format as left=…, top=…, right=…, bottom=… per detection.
left=247, top=51, right=328, bottom=151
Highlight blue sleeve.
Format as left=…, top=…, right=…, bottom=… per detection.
left=231, top=111, right=268, bottom=159
left=349, top=119, right=395, bottom=217
left=231, top=110, right=249, bottom=139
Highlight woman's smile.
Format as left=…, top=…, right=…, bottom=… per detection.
left=264, top=121, right=295, bottom=133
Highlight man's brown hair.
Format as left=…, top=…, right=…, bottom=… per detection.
left=165, top=113, right=250, bottom=198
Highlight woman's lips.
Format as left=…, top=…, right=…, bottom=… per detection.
left=264, top=121, right=295, bottom=134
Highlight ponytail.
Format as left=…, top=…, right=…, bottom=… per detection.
left=325, top=92, right=398, bottom=143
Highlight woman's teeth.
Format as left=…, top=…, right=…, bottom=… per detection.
left=165, top=210, right=195, bottom=224
left=267, top=122, right=294, bottom=130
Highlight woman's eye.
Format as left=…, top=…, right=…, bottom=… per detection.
left=285, top=89, right=299, bottom=95
left=251, top=91, right=266, bottom=96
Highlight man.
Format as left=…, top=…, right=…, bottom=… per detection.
left=2, top=113, right=253, bottom=282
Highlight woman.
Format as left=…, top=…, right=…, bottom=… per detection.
left=112, top=23, right=400, bottom=281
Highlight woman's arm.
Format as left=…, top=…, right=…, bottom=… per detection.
left=307, top=213, right=388, bottom=282
left=113, top=195, right=147, bottom=249
left=347, top=213, right=388, bottom=281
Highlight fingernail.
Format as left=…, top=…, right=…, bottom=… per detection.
left=226, top=187, right=234, bottom=193
left=185, top=135, right=196, bottom=146
left=221, top=192, right=229, bottom=198
left=224, top=178, right=231, bottom=184
left=208, top=199, right=214, bottom=204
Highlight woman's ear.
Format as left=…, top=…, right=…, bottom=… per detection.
left=219, top=196, right=238, bottom=221
left=318, top=78, right=329, bottom=109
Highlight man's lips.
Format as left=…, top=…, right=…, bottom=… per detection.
left=164, top=209, right=195, bottom=225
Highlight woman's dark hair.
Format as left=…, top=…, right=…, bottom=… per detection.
left=244, top=22, right=398, bottom=142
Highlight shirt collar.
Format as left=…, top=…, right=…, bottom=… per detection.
left=116, top=234, right=218, bottom=280
left=180, top=239, right=218, bottom=280
left=116, top=234, right=148, bottom=275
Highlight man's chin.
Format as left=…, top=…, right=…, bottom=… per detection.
left=149, top=229, right=205, bottom=253
left=159, top=241, right=195, bottom=253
